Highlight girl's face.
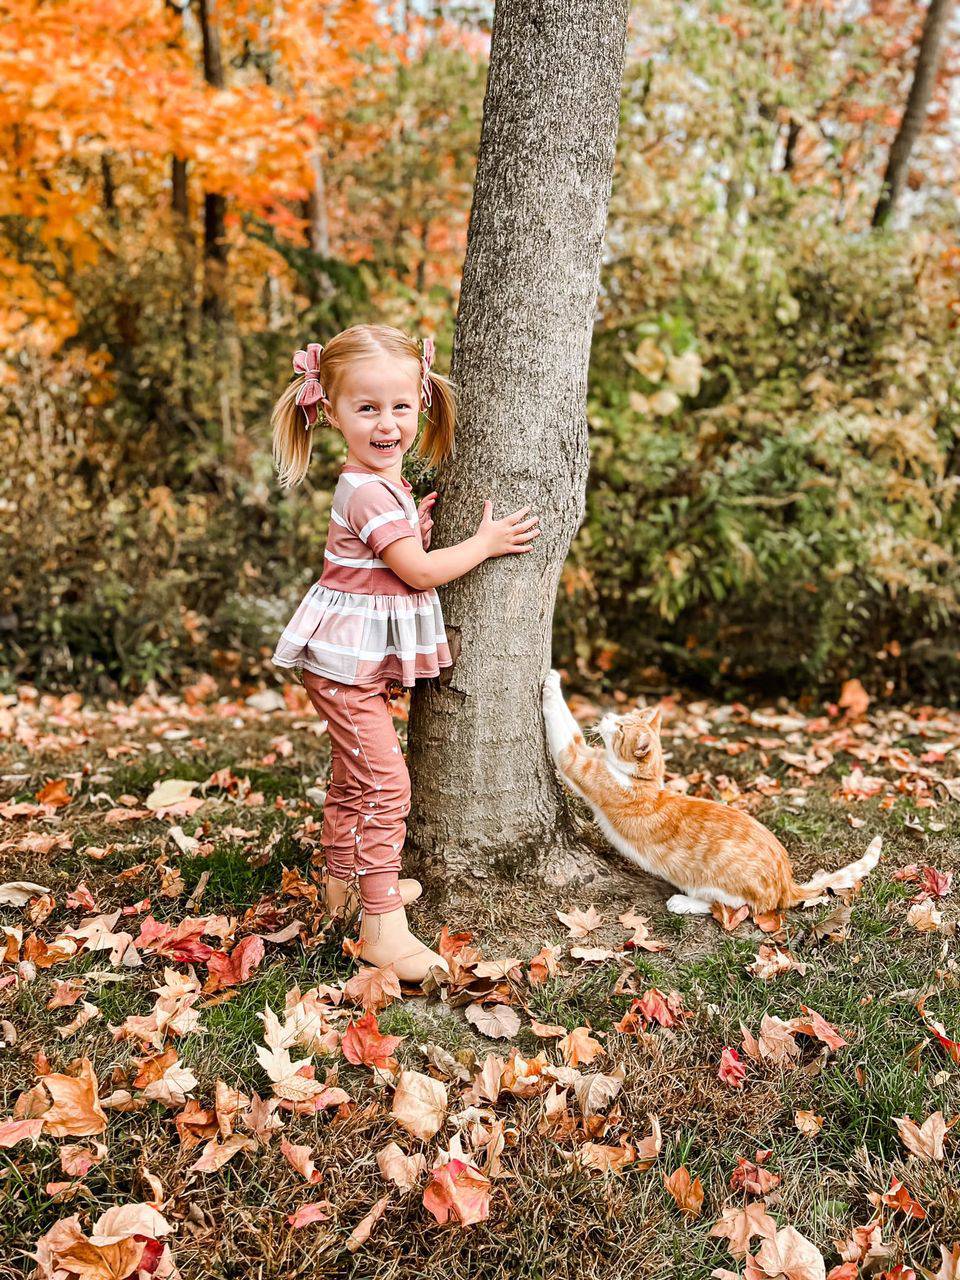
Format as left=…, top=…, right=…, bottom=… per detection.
left=323, top=354, right=420, bottom=477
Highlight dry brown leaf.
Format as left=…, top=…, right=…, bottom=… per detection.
left=556, top=906, right=603, bottom=938
left=41, top=1059, right=108, bottom=1137
left=464, top=1002, right=520, bottom=1041
left=346, top=1194, right=389, bottom=1252
left=894, top=1111, right=950, bottom=1160
left=663, top=1165, right=703, bottom=1218
left=281, top=1137, right=323, bottom=1183
left=795, top=1110, right=824, bottom=1137
left=709, top=1199, right=778, bottom=1256
left=578, top=1141, right=637, bottom=1174
left=343, top=965, right=402, bottom=1013
left=558, top=1027, right=604, bottom=1067
left=391, top=1070, right=447, bottom=1141
left=377, top=1141, right=427, bottom=1191
left=189, top=1133, right=256, bottom=1173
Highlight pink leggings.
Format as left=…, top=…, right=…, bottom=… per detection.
left=302, top=672, right=409, bottom=914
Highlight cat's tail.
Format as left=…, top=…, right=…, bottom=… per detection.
left=790, top=835, right=882, bottom=906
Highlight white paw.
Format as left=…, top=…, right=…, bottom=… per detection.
left=666, top=893, right=712, bottom=916
left=543, top=669, right=562, bottom=700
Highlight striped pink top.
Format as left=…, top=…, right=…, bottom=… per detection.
left=272, top=465, right=452, bottom=687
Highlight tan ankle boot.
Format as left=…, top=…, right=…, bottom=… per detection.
left=359, top=906, right=448, bottom=984
left=325, top=875, right=422, bottom=918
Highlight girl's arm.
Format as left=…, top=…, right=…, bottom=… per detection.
left=380, top=499, right=539, bottom=591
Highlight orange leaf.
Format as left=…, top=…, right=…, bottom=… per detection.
left=341, top=1013, right=403, bottom=1068
left=40, top=1059, right=107, bottom=1138
left=343, top=965, right=401, bottom=1014
left=663, top=1166, right=704, bottom=1218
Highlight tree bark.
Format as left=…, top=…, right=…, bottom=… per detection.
left=406, top=0, right=628, bottom=882
left=198, top=0, right=229, bottom=319
left=872, top=0, right=954, bottom=228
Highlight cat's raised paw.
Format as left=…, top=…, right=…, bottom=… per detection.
left=666, top=893, right=713, bottom=916
left=543, top=669, right=562, bottom=696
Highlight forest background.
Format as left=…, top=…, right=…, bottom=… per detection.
left=2, top=0, right=959, bottom=703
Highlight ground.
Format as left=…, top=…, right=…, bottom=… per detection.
left=0, top=679, right=958, bottom=1280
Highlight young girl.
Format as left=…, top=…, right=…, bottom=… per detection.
left=270, top=325, right=539, bottom=982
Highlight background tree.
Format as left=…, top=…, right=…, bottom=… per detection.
left=872, top=0, right=957, bottom=227
left=406, top=0, right=630, bottom=881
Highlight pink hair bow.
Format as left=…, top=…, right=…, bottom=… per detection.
left=292, top=342, right=325, bottom=427
left=420, top=336, right=435, bottom=410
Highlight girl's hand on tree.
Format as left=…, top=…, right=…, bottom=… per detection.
left=476, top=499, right=540, bottom=558
left=417, top=492, right=437, bottom=549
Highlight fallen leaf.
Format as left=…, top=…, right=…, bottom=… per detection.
left=205, top=935, right=265, bottom=990
left=663, top=1165, right=703, bottom=1218
left=41, top=1059, right=108, bottom=1137
left=894, top=1112, right=949, bottom=1161
left=570, top=946, right=617, bottom=963
left=391, top=1071, right=447, bottom=1141
left=341, top=1013, right=403, bottom=1069
left=287, top=1201, right=332, bottom=1229
left=793, top=1006, right=847, bottom=1052
left=718, top=1047, right=746, bottom=1089
left=343, top=966, right=402, bottom=1013
left=712, top=903, right=751, bottom=932
left=556, top=906, right=603, bottom=938
left=754, top=1225, right=826, bottom=1279
left=558, top=1027, right=604, bottom=1067
left=465, top=1003, right=520, bottom=1041
left=189, top=1134, right=256, bottom=1173
left=709, top=1200, right=778, bottom=1256
left=377, top=1141, right=427, bottom=1191
left=529, top=1019, right=566, bottom=1039
left=422, top=1159, right=491, bottom=1227
left=346, top=1194, right=389, bottom=1251
left=0, top=1117, right=45, bottom=1147
left=281, top=1137, right=323, bottom=1183
left=0, top=881, right=51, bottom=907
left=876, top=1179, right=926, bottom=1219
left=747, top=946, right=807, bottom=980
left=795, top=1110, right=824, bottom=1137
left=578, top=1141, right=638, bottom=1174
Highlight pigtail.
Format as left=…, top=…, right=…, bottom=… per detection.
left=271, top=377, right=313, bottom=489
left=418, top=369, right=456, bottom=469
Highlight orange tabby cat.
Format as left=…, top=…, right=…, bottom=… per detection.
left=542, top=670, right=881, bottom=914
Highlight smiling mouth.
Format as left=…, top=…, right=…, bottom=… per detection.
left=371, top=440, right=399, bottom=452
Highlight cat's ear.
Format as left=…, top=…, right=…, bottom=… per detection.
left=638, top=705, right=663, bottom=734
left=642, top=706, right=665, bottom=737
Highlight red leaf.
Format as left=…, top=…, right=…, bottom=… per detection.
left=341, top=1012, right=403, bottom=1068
left=205, top=936, right=265, bottom=990
left=718, top=1047, right=746, bottom=1089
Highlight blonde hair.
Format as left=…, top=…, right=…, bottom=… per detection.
left=271, top=323, right=456, bottom=489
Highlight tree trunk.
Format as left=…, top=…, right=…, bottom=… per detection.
left=872, top=0, right=954, bottom=228
left=406, top=0, right=628, bottom=883
left=198, top=0, right=229, bottom=319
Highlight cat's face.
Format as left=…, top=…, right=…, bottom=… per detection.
left=597, top=705, right=664, bottom=781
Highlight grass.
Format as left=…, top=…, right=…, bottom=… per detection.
left=0, top=686, right=958, bottom=1278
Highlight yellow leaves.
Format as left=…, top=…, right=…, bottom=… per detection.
left=391, top=1070, right=447, bottom=1142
